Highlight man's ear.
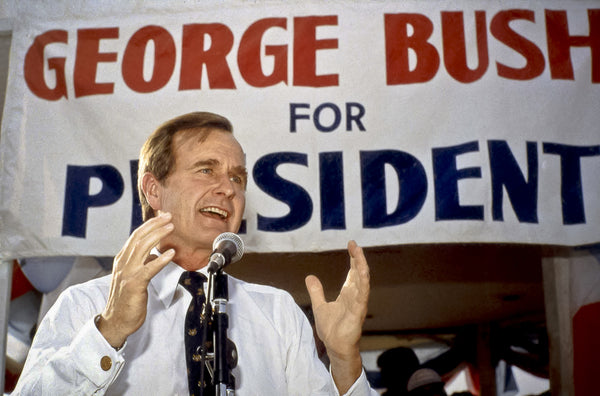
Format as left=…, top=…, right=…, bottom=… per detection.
left=141, top=172, right=162, bottom=210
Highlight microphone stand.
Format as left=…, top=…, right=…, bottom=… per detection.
left=205, top=268, right=238, bottom=395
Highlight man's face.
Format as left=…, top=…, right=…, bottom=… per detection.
left=155, top=128, right=247, bottom=251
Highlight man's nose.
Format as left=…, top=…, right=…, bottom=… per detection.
left=215, top=174, right=235, bottom=198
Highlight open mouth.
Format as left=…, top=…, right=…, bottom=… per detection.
left=200, top=206, right=229, bottom=220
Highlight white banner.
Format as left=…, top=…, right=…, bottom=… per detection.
left=0, top=0, right=599, bottom=259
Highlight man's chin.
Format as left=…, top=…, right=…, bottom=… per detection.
left=196, top=218, right=242, bottom=243
left=202, top=226, right=234, bottom=243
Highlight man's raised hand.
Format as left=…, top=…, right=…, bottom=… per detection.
left=97, top=212, right=175, bottom=349
left=305, top=240, right=370, bottom=394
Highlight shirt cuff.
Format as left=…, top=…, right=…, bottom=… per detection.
left=70, top=316, right=126, bottom=388
left=330, top=366, right=372, bottom=396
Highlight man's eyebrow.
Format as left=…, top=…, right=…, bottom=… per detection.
left=188, top=158, right=219, bottom=170
left=232, top=165, right=248, bottom=178
left=188, top=159, right=247, bottom=177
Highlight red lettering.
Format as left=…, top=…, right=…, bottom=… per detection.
left=491, top=10, right=545, bottom=80
left=179, top=24, right=236, bottom=90
left=73, top=28, right=119, bottom=97
left=24, top=30, right=68, bottom=100
left=546, top=9, right=600, bottom=83
left=238, top=18, right=288, bottom=87
left=25, top=8, right=599, bottom=100
left=385, top=13, right=440, bottom=84
left=293, top=16, right=339, bottom=87
left=442, top=11, right=489, bottom=83
left=122, top=26, right=176, bottom=93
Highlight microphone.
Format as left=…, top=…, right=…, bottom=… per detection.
left=207, top=232, right=244, bottom=273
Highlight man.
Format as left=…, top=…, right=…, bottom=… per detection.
left=14, top=112, right=376, bottom=395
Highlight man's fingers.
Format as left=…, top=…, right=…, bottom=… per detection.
left=144, top=248, right=175, bottom=278
left=134, top=222, right=174, bottom=262
left=130, top=212, right=172, bottom=240
left=347, top=240, right=370, bottom=304
left=125, top=213, right=174, bottom=265
left=347, top=240, right=360, bottom=257
left=348, top=240, right=366, bottom=267
left=348, top=240, right=369, bottom=277
left=112, top=213, right=175, bottom=285
left=305, top=274, right=326, bottom=310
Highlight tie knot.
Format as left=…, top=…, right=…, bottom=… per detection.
left=179, top=271, right=207, bottom=296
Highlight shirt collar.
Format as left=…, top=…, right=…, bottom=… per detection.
left=149, top=247, right=210, bottom=308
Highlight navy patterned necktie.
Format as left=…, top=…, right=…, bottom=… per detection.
left=179, top=271, right=214, bottom=396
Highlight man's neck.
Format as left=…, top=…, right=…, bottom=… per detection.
left=158, top=244, right=211, bottom=271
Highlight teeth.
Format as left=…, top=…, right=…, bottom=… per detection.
left=201, top=207, right=228, bottom=219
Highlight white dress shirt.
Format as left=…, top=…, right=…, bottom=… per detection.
left=13, top=260, right=377, bottom=395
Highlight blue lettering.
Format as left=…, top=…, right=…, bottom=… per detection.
left=290, top=102, right=366, bottom=132
left=346, top=102, right=366, bottom=132
left=290, top=103, right=310, bottom=132
left=488, top=140, right=538, bottom=223
left=253, top=152, right=313, bottom=231
left=543, top=143, right=600, bottom=224
left=313, top=102, right=341, bottom=132
left=433, top=141, right=483, bottom=220
left=62, top=164, right=124, bottom=237
left=129, top=160, right=143, bottom=233
left=360, top=150, right=427, bottom=228
left=319, top=152, right=346, bottom=229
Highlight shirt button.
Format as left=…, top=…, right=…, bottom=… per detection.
left=100, top=356, right=112, bottom=371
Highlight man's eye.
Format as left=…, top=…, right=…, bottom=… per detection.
left=230, top=175, right=242, bottom=184
left=199, top=168, right=212, bottom=174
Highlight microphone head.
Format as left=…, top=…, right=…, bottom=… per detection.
left=212, top=232, right=244, bottom=264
